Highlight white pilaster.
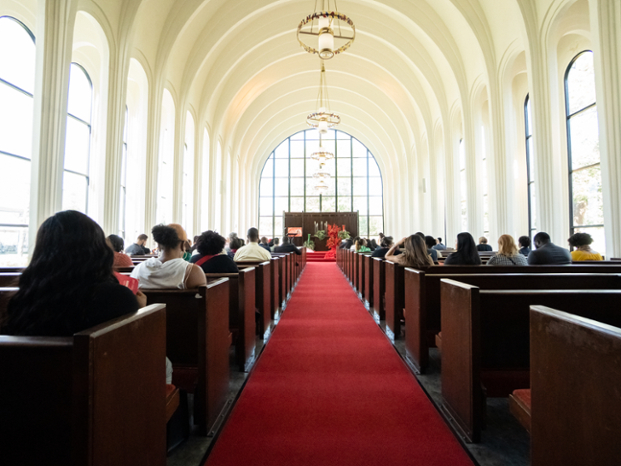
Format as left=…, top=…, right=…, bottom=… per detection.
left=29, top=0, right=78, bottom=245
left=590, top=0, right=621, bottom=258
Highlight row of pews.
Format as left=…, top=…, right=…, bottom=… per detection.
left=0, top=248, right=306, bottom=466
left=336, top=247, right=621, bottom=465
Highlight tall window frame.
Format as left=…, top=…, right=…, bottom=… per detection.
left=258, top=129, right=384, bottom=240
left=564, top=50, right=604, bottom=251
left=524, top=94, right=536, bottom=238
left=0, top=16, right=36, bottom=263
left=62, top=62, right=93, bottom=214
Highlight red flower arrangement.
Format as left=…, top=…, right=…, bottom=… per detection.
left=324, top=224, right=343, bottom=260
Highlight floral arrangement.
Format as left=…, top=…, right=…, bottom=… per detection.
left=325, top=224, right=350, bottom=259
left=338, top=229, right=351, bottom=240
left=314, top=230, right=327, bottom=241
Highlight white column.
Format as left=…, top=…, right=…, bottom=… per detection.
left=102, top=50, right=130, bottom=235
left=193, top=120, right=202, bottom=232
left=143, top=81, right=163, bottom=240
left=444, top=127, right=460, bottom=243
left=29, top=0, right=78, bottom=245
left=590, top=0, right=621, bottom=258
left=463, top=101, right=483, bottom=237
left=172, top=106, right=185, bottom=224
left=490, top=87, right=510, bottom=241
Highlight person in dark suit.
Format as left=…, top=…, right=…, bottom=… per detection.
left=274, top=237, right=301, bottom=255
left=476, top=236, right=493, bottom=251
left=527, top=232, right=572, bottom=265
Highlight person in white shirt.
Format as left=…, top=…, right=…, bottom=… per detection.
left=233, top=227, right=272, bottom=262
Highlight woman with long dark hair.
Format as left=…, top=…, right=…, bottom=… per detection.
left=2, top=211, right=145, bottom=336
left=107, top=234, right=133, bottom=267
left=444, top=232, right=482, bottom=265
left=385, top=234, right=434, bottom=268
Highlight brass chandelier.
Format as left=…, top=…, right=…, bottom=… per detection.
left=297, top=0, right=355, bottom=60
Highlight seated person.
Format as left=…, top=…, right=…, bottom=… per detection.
left=259, top=237, right=271, bottom=252
left=368, top=239, right=379, bottom=251
left=340, top=239, right=353, bottom=249
left=2, top=210, right=146, bottom=336
left=354, top=238, right=371, bottom=252
left=125, top=233, right=151, bottom=255
left=424, top=235, right=439, bottom=263
left=476, top=236, right=493, bottom=251
left=372, top=236, right=396, bottom=258
left=518, top=235, right=532, bottom=257
left=432, top=237, right=447, bottom=250
left=274, top=236, right=301, bottom=255
left=568, top=232, right=603, bottom=261
left=270, top=238, right=280, bottom=252
left=444, top=233, right=482, bottom=265
left=228, top=236, right=242, bottom=260
left=191, top=231, right=239, bottom=273
left=234, top=228, right=272, bottom=262
left=107, top=234, right=134, bottom=267
left=487, top=234, right=528, bottom=266
left=385, top=235, right=434, bottom=268
left=528, top=232, right=572, bottom=265
left=131, top=224, right=206, bottom=290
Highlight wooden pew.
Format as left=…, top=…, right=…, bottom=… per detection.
left=143, top=280, right=230, bottom=435
left=384, top=261, right=405, bottom=339
left=530, top=306, right=621, bottom=466
left=0, top=273, right=20, bottom=287
left=440, top=280, right=621, bottom=443
left=357, top=252, right=371, bottom=299
left=205, top=268, right=256, bottom=372
left=0, top=267, right=24, bottom=273
left=270, top=256, right=280, bottom=319
left=372, top=258, right=385, bottom=321
left=405, top=270, right=621, bottom=373
left=0, top=304, right=167, bottom=466
left=363, top=254, right=374, bottom=308
left=272, top=253, right=291, bottom=300
left=236, top=261, right=272, bottom=338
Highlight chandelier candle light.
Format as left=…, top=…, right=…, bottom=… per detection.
left=297, top=1, right=355, bottom=60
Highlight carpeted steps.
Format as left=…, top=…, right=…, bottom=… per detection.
left=204, top=262, right=473, bottom=466
left=306, top=251, right=336, bottom=262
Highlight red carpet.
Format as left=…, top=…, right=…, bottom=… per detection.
left=205, top=263, right=473, bottom=466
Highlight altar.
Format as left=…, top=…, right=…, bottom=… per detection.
left=283, top=212, right=359, bottom=251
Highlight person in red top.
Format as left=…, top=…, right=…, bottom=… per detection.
left=107, top=234, right=134, bottom=267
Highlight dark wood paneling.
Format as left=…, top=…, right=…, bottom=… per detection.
left=283, top=212, right=358, bottom=250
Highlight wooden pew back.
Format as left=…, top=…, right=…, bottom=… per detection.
left=363, top=254, right=374, bottom=307
left=0, top=305, right=167, bottom=466
left=372, top=258, right=385, bottom=321
left=235, top=261, right=272, bottom=338
left=530, top=306, right=621, bottom=466
left=440, top=280, right=621, bottom=442
left=405, top=270, right=621, bottom=373
left=143, top=281, right=230, bottom=433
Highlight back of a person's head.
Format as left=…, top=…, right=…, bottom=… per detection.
left=380, top=236, right=393, bottom=248
left=193, top=235, right=200, bottom=244
left=274, top=238, right=280, bottom=245
left=281, top=236, right=289, bottom=244
left=107, top=234, right=124, bottom=253
left=152, top=224, right=181, bottom=250
left=228, top=232, right=238, bottom=241
left=138, top=233, right=148, bottom=241
left=437, top=237, right=443, bottom=243
left=479, top=236, right=488, bottom=244
left=424, top=235, right=436, bottom=249
left=518, top=236, right=531, bottom=248
left=568, top=232, right=593, bottom=248
left=247, top=227, right=259, bottom=242
left=415, top=232, right=425, bottom=240
left=402, top=234, right=433, bottom=267
left=534, top=232, right=551, bottom=245
left=5, top=210, right=114, bottom=335
left=230, top=237, right=242, bottom=250
left=455, top=232, right=481, bottom=264
left=197, top=230, right=226, bottom=256
left=369, top=239, right=378, bottom=249
left=260, top=236, right=268, bottom=244
left=498, top=234, right=518, bottom=256
left=167, top=224, right=188, bottom=244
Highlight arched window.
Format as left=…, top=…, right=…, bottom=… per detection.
left=258, top=129, right=383, bottom=240
left=183, top=113, right=195, bottom=235
left=119, top=106, right=128, bottom=238
left=62, top=63, right=92, bottom=213
left=524, top=94, right=536, bottom=238
left=459, top=139, right=467, bottom=232
left=565, top=51, right=604, bottom=251
left=0, top=16, right=35, bottom=264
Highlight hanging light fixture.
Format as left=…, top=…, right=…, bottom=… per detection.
left=307, top=62, right=340, bottom=135
left=297, top=1, right=355, bottom=60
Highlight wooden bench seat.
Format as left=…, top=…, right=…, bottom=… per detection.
left=372, top=257, right=385, bottom=321
left=440, top=281, right=621, bottom=443
left=509, top=388, right=531, bottom=433
left=404, top=270, right=621, bottom=373
left=0, top=304, right=168, bottom=466
left=143, top=279, right=230, bottom=435
left=205, top=268, right=256, bottom=372
left=235, top=261, right=272, bottom=338
left=530, top=306, right=621, bottom=465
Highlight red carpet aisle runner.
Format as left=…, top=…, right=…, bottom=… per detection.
left=205, top=263, right=473, bottom=466
left=306, top=251, right=336, bottom=262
